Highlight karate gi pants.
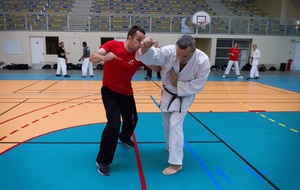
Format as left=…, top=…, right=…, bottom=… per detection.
left=162, top=111, right=187, bottom=165
left=250, top=60, right=259, bottom=78
left=56, top=58, right=67, bottom=76
left=224, top=60, right=240, bottom=75
left=82, top=58, right=94, bottom=76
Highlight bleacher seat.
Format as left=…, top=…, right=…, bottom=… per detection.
left=0, top=0, right=298, bottom=35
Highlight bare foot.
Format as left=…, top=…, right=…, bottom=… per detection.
left=162, top=164, right=182, bottom=175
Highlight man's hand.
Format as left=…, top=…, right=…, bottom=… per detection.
left=169, top=68, right=178, bottom=87
left=140, top=37, right=154, bottom=55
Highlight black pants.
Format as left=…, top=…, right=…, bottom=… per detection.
left=146, top=66, right=161, bottom=78
left=96, top=86, right=138, bottom=164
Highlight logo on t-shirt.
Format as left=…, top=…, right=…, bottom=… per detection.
left=128, top=60, right=134, bottom=65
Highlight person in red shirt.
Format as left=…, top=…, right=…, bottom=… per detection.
left=222, top=42, right=243, bottom=79
left=90, top=25, right=146, bottom=176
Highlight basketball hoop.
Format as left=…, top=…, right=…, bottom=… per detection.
left=192, top=11, right=211, bottom=29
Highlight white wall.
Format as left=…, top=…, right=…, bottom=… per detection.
left=0, top=31, right=300, bottom=69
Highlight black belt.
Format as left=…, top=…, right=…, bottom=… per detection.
left=163, top=86, right=182, bottom=113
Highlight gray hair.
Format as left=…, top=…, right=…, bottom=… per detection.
left=176, top=35, right=196, bottom=51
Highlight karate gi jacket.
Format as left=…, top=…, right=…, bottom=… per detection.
left=136, top=45, right=210, bottom=113
left=252, top=49, right=261, bottom=64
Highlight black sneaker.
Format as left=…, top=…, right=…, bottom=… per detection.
left=96, top=162, right=110, bottom=176
left=56, top=74, right=62, bottom=77
left=122, top=140, right=135, bottom=148
left=64, top=75, right=71, bottom=78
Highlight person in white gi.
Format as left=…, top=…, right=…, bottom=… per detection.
left=79, top=41, right=94, bottom=77
left=136, top=35, right=210, bottom=175
left=247, top=44, right=261, bottom=80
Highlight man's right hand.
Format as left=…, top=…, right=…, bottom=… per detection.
left=140, top=37, right=154, bottom=55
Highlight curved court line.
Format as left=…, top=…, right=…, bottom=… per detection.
left=0, top=94, right=102, bottom=155
left=0, top=96, right=102, bottom=141
left=226, top=84, right=251, bottom=110
left=0, top=93, right=100, bottom=125
left=0, top=122, right=105, bottom=155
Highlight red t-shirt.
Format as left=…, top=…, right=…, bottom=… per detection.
left=229, top=47, right=239, bottom=61
left=101, top=40, right=143, bottom=96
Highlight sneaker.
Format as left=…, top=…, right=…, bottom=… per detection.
left=254, top=77, right=259, bottom=79
left=122, top=140, right=135, bottom=148
left=90, top=75, right=93, bottom=78
left=246, top=77, right=253, bottom=80
left=96, top=162, right=110, bottom=176
left=144, top=76, right=151, bottom=81
left=238, top=75, right=244, bottom=79
left=222, top=75, right=226, bottom=78
left=56, top=74, right=62, bottom=77
left=64, top=75, right=71, bottom=78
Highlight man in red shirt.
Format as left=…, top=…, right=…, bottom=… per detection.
left=90, top=25, right=146, bottom=176
left=222, top=42, right=243, bottom=79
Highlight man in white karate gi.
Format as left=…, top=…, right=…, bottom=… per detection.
left=136, top=35, right=210, bottom=175
left=247, top=44, right=261, bottom=80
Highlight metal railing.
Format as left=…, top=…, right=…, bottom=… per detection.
left=0, top=12, right=299, bottom=36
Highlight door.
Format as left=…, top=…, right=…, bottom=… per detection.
left=30, top=37, right=45, bottom=68
left=68, top=37, right=81, bottom=64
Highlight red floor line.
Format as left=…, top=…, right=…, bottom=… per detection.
left=248, top=110, right=266, bottom=112
left=132, top=133, right=147, bottom=190
left=10, top=130, right=19, bottom=135
left=21, top=124, right=30, bottom=128
left=0, top=94, right=95, bottom=125
left=32, top=119, right=39, bottom=123
left=0, top=136, right=7, bottom=141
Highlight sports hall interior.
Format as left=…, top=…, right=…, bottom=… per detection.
left=0, top=0, right=300, bottom=190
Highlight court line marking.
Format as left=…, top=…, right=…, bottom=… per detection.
left=150, top=93, right=226, bottom=189
left=226, top=83, right=298, bottom=135
left=132, top=133, right=147, bottom=190
left=0, top=94, right=99, bottom=125
left=185, top=141, right=223, bottom=190
left=188, top=112, right=280, bottom=190
left=150, top=81, right=279, bottom=189
left=256, top=113, right=298, bottom=134
left=0, top=95, right=102, bottom=155
left=0, top=98, right=28, bottom=116
left=12, top=76, right=56, bottom=93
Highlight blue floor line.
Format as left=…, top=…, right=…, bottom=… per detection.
left=215, top=166, right=232, bottom=183
left=184, top=141, right=223, bottom=190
